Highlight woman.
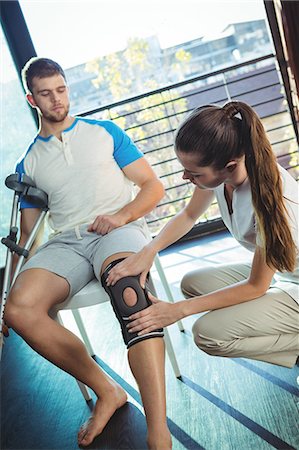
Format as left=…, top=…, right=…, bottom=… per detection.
left=107, top=101, right=299, bottom=368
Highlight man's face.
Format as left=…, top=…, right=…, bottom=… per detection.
left=28, top=74, right=70, bottom=123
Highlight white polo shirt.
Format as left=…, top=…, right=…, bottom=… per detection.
left=214, top=164, right=299, bottom=303
left=16, top=118, right=143, bottom=234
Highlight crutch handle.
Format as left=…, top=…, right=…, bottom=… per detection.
left=1, top=237, right=29, bottom=257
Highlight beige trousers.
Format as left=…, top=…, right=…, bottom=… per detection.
left=181, top=264, right=299, bottom=368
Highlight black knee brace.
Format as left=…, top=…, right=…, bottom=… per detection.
left=101, top=258, right=164, bottom=348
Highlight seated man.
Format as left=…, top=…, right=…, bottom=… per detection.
left=4, top=57, right=171, bottom=449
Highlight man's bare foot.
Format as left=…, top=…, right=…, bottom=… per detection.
left=78, top=384, right=127, bottom=447
left=147, top=428, right=172, bottom=450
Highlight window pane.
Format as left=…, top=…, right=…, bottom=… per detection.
left=0, top=27, right=37, bottom=265
left=19, top=0, right=270, bottom=113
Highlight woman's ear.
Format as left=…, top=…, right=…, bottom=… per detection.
left=225, top=161, right=238, bottom=173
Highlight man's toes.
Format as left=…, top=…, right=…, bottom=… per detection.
left=78, top=425, right=87, bottom=438
left=78, top=429, right=85, bottom=440
left=80, top=435, right=90, bottom=445
left=78, top=419, right=96, bottom=446
left=78, top=428, right=88, bottom=443
left=78, top=431, right=92, bottom=446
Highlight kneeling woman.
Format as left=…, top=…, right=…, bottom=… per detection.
left=107, top=101, right=299, bottom=368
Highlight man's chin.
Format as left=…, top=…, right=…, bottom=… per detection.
left=44, top=111, right=68, bottom=123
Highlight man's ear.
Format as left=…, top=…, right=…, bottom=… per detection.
left=225, top=161, right=238, bottom=173
left=26, top=93, right=37, bottom=108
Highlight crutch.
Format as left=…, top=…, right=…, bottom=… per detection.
left=0, top=173, right=48, bottom=360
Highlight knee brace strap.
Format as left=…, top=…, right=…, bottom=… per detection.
left=101, top=258, right=164, bottom=348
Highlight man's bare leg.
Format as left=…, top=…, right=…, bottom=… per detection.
left=4, top=269, right=127, bottom=447
left=82, top=252, right=172, bottom=449
left=129, top=339, right=172, bottom=450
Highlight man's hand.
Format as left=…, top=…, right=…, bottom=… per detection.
left=88, top=213, right=127, bottom=235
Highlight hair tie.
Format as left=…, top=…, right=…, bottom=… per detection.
left=223, top=101, right=240, bottom=119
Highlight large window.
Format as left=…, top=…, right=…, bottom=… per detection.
left=0, top=26, right=37, bottom=265
left=19, top=0, right=271, bottom=114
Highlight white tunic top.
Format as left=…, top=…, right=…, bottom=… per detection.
left=214, top=164, right=299, bottom=303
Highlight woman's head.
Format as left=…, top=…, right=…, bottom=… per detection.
left=175, top=101, right=251, bottom=189
left=175, top=100, right=297, bottom=273
left=175, top=102, right=244, bottom=171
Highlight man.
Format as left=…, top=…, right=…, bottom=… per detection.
left=4, top=57, right=171, bottom=449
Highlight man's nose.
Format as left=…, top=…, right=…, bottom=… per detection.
left=50, top=92, right=59, bottom=103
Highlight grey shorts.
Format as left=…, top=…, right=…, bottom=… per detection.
left=20, top=221, right=150, bottom=296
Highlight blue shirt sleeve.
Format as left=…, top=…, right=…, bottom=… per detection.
left=15, top=158, right=38, bottom=210
left=101, top=121, right=144, bottom=168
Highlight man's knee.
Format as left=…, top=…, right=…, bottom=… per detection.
left=4, top=288, right=37, bottom=332
left=101, top=258, right=164, bottom=348
left=192, top=314, right=232, bottom=357
left=123, top=287, right=138, bottom=307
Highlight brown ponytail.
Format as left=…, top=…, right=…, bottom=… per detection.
left=230, top=101, right=296, bottom=272
left=175, top=101, right=297, bottom=272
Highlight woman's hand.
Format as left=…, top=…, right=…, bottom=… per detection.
left=127, top=292, right=184, bottom=334
left=106, top=246, right=156, bottom=288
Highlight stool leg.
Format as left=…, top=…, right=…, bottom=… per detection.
left=164, top=328, right=181, bottom=378
left=55, top=312, right=92, bottom=401
left=76, top=380, right=92, bottom=402
left=154, top=256, right=185, bottom=332
left=72, top=309, right=95, bottom=356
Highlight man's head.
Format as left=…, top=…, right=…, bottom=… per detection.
left=21, top=57, right=70, bottom=123
left=22, top=57, right=66, bottom=94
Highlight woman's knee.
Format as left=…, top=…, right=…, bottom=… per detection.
left=181, top=271, right=202, bottom=298
left=192, top=315, right=213, bottom=352
left=192, top=314, right=231, bottom=357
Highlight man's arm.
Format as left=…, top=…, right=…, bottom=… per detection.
left=88, top=158, right=164, bottom=234
left=117, top=157, right=165, bottom=222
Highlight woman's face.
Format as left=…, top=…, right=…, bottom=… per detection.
left=176, top=150, right=229, bottom=189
